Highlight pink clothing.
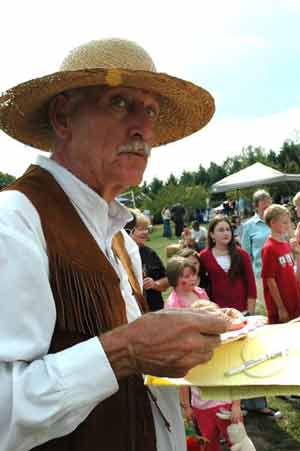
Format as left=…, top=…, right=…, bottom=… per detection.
left=165, top=286, right=209, bottom=309
left=165, top=287, right=231, bottom=409
left=164, top=286, right=235, bottom=451
left=191, top=387, right=229, bottom=410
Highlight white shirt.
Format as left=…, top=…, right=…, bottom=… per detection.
left=191, top=227, right=207, bottom=242
left=0, top=156, right=185, bottom=451
left=215, top=255, right=231, bottom=273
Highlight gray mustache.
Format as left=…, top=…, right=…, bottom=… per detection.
left=118, top=140, right=152, bottom=157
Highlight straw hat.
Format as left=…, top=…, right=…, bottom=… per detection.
left=0, top=38, right=215, bottom=150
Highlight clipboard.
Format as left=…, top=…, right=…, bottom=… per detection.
left=145, top=319, right=300, bottom=400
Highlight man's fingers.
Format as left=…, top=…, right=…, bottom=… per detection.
left=157, top=308, right=230, bottom=336
left=150, top=350, right=215, bottom=378
left=120, top=309, right=231, bottom=379
left=188, top=309, right=231, bottom=335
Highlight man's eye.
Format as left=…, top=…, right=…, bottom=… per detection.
left=111, top=96, right=129, bottom=109
left=145, top=105, right=158, bottom=120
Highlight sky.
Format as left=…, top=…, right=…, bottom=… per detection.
left=1, top=0, right=300, bottom=183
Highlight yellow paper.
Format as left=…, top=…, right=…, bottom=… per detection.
left=145, top=322, right=300, bottom=400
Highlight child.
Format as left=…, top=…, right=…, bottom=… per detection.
left=177, top=248, right=201, bottom=286
left=165, top=257, right=208, bottom=308
left=165, top=256, right=243, bottom=451
left=262, top=204, right=300, bottom=324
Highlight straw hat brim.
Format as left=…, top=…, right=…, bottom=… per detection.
left=0, top=68, right=215, bottom=150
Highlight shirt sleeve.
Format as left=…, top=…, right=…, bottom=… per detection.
left=0, top=192, right=118, bottom=451
left=198, top=251, right=211, bottom=295
left=261, top=244, right=277, bottom=279
left=146, top=248, right=166, bottom=280
left=241, top=222, right=252, bottom=259
left=241, top=250, right=257, bottom=298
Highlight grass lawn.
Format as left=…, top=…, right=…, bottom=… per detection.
left=148, top=224, right=300, bottom=450
left=148, top=224, right=179, bottom=265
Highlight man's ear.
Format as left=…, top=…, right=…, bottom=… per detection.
left=48, top=94, right=72, bottom=140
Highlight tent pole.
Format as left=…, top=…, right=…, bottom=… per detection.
left=131, top=190, right=136, bottom=209
left=236, top=189, right=240, bottom=215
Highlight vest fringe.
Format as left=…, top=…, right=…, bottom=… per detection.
left=49, top=253, right=124, bottom=335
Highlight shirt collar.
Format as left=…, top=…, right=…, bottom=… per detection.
left=253, top=213, right=265, bottom=224
left=35, top=155, right=132, bottom=239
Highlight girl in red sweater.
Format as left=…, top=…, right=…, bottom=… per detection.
left=199, top=215, right=257, bottom=314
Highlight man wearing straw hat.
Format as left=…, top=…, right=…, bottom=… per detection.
left=0, top=39, right=231, bottom=451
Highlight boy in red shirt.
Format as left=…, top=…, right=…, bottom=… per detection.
left=262, top=204, right=300, bottom=324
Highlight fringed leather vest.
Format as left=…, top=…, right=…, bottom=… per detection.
left=5, top=165, right=156, bottom=451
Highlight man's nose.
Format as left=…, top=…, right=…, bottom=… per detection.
left=129, top=109, right=156, bottom=143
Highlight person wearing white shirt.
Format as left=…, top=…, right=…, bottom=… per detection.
left=0, top=38, right=231, bottom=451
left=191, top=220, right=208, bottom=251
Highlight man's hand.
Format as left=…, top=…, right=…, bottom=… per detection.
left=100, top=307, right=231, bottom=380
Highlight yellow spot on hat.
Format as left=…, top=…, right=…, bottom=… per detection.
left=105, top=69, right=122, bottom=87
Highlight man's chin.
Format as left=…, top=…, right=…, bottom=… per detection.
left=122, top=170, right=145, bottom=187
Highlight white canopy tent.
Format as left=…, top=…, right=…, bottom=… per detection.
left=211, top=162, right=300, bottom=194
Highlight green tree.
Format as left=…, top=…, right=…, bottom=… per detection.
left=0, top=172, right=15, bottom=188
left=149, top=177, right=164, bottom=195
left=180, top=170, right=195, bottom=186
left=141, top=183, right=208, bottom=224
left=277, top=140, right=300, bottom=173
left=165, top=173, right=178, bottom=186
left=195, top=164, right=209, bottom=186
left=206, top=162, right=226, bottom=185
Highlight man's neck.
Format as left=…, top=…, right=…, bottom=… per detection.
left=51, top=153, right=127, bottom=203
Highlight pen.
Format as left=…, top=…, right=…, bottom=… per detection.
left=224, top=348, right=288, bottom=377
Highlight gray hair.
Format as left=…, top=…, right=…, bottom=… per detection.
left=253, top=189, right=271, bottom=207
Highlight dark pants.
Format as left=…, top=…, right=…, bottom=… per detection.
left=242, top=397, right=267, bottom=411
left=163, top=219, right=172, bottom=238
left=175, top=219, right=184, bottom=237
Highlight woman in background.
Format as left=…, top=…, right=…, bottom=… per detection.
left=161, top=206, right=172, bottom=238
left=130, top=212, right=169, bottom=311
left=199, top=215, right=256, bottom=314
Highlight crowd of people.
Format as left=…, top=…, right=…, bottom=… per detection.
left=0, top=35, right=299, bottom=451
left=142, top=188, right=300, bottom=449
